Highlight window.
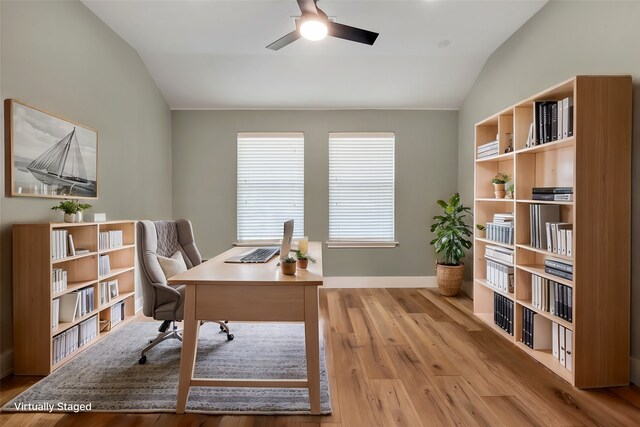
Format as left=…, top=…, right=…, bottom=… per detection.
left=328, top=132, right=396, bottom=247
left=237, top=133, right=304, bottom=242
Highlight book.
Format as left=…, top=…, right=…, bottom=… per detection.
left=557, top=100, right=564, bottom=140
left=565, top=329, right=573, bottom=372
left=532, top=187, right=574, bottom=194
left=544, top=258, right=573, bottom=273
left=545, top=266, right=573, bottom=281
left=550, top=102, right=558, bottom=141
left=59, top=292, right=80, bottom=323
left=531, top=193, right=574, bottom=201
left=68, top=234, right=76, bottom=256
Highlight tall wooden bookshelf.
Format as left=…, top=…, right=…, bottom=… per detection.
left=13, top=220, right=137, bottom=375
left=473, top=76, right=632, bottom=388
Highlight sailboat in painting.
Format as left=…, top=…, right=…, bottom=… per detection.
left=26, top=127, right=96, bottom=197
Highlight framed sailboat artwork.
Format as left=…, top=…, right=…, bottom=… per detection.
left=5, top=99, right=98, bottom=199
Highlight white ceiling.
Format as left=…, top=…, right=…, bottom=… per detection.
left=82, top=0, right=546, bottom=109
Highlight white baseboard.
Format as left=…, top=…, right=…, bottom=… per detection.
left=631, top=356, right=640, bottom=385
left=1, top=349, right=13, bottom=379
left=324, top=276, right=437, bottom=288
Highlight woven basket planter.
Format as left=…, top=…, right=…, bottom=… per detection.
left=436, top=263, right=464, bottom=296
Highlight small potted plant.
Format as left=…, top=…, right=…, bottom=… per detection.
left=492, top=173, right=510, bottom=198
left=51, top=200, right=93, bottom=223
left=505, top=183, right=515, bottom=199
left=430, top=193, right=473, bottom=296
left=281, top=256, right=297, bottom=275
left=295, top=250, right=317, bottom=269
left=476, top=224, right=486, bottom=237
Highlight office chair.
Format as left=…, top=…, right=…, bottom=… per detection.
left=136, top=219, right=232, bottom=365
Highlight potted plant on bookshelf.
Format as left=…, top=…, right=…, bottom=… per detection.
left=51, top=200, right=93, bottom=223
left=476, top=224, right=486, bottom=238
left=281, top=256, right=297, bottom=275
left=295, top=250, right=316, bottom=270
left=505, top=183, right=515, bottom=199
left=492, top=173, right=510, bottom=199
left=430, top=193, right=473, bottom=296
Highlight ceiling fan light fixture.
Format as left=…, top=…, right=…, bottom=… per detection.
left=300, top=16, right=328, bottom=41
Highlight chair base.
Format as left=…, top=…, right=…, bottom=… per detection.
left=139, top=320, right=233, bottom=364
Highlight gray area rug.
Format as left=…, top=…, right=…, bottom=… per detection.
left=3, top=322, right=331, bottom=414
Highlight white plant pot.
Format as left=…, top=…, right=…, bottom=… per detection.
left=64, top=213, right=76, bottom=223
left=75, top=211, right=83, bottom=223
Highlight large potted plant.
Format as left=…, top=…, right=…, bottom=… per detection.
left=430, top=193, right=473, bottom=296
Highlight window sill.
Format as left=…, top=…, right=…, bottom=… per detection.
left=325, top=241, right=399, bottom=249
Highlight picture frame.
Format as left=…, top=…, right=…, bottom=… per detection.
left=4, top=99, right=98, bottom=199
left=108, top=280, right=119, bottom=299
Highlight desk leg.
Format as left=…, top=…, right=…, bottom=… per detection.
left=304, top=286, right=321, bottom=414
left=176, top=285, right=199, bottom=414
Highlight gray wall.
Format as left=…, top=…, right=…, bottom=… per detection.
left=458, top=1, right=640, bottom=382
left=0, top=1, right=172, bottom=357
left=172, top=110, right=458, bottom=276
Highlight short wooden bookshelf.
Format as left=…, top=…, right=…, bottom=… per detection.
left=473, top=76, right=631, bottom=388
left=12, top=220, right=137, bottom=375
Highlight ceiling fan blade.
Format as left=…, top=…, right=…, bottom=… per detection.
left=296, top=0, right=317, bottom=15
left=266, top=30, right=301, bottom=51
left=328, top=22, right=379, bottom=45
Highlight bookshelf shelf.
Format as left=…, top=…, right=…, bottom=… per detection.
left=12, top=220, right=137, bottom=375
left=473, top=76, right=632, bottom=388
left=516, top=244, right=573, bottom=262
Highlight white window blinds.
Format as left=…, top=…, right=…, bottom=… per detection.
left=237, top=133, right=304, bottom=242
left=329, top=132, right=395, bottom=244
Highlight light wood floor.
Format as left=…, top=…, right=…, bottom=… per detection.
left=1, top=288, right=639, bottom=426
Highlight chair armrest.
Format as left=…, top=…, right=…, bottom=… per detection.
left=152, top=281, right=183, bottom=308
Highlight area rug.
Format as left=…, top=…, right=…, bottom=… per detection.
left=3, top=322, right=331, bottom=414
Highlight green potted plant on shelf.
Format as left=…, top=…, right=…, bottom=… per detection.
left=476, top=224, right=486, bottom=238
left=430, top=193, right=473, bottom=296
left=281, top=256, right=297, bottom=275
left=506, top=183, right=515, bottom=199
left=51, top=200, right=93, bottom=223
left=492, top=173, right=510, bottom=199
left=295, top=250, right=317, bottom=270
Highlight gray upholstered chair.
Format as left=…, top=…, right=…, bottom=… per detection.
left=136, top=219, right=232, bottom=364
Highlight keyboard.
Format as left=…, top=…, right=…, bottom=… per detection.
left=240, top=248, right=279, bottom=263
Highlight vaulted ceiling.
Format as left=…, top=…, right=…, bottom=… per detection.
left=83, top=0, right=546, bottom=109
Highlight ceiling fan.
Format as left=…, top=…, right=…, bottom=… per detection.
left=267, top=0, right=379, bottom=50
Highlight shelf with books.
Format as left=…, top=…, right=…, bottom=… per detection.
left=516, top=265, right=573, bottom=288
left=475, top=152, right=514, bottom=163
left=474, top=76, right=631, bottom=388
left=517, top=300, right=573, bottom=331
left=12, top=220, right=137, bottom=376
left=475, top=278, right=514, bottom=301
left=474, top=237, right=514, bottom=250
left=516, top=136, right=575, bottom=155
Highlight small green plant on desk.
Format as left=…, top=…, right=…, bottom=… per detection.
left=281, top=256, right=297, bottom=275
left=296, top=250, right=317, bottom=269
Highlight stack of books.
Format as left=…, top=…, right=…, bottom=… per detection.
left=111, top=301, right=126, bottom=327
left=485, top=213, right=514, bottom=245
left=544, top=258, right=573, bottom=281
left=78, top=315, right=98, bottom=347
left=494, top=293, right=513, bottom=335
left=51, top=268, right=68, bottom=293
left=99, top=254, right=111, bottom=277
left=532, top=187, right=573, bottom=202
left=477, top=139, right=499, bottom=159
left=529, top=204, right=560, bottom=249
left=522, top=308, right=552, bottom=350
left=52, top=326, right=78, bottom=364
left=99, top=230, right=124, bottom=251
left=552, top=322, right=573, bottom=372
left=530, top=97, right=573, bottom=146
left=530, top=272, right=573, bottom=322
left=52, top=229, right=69, bottom=259
left=485, top=245, right=514, bottom=293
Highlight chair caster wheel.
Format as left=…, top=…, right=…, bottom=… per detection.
left=139, top=356, right=147, bottom=365
left=220, top=325, right=224, bottom=331
left=224, top=321, right=228, bottom=324
left=227, top=334, right=234, bottom=341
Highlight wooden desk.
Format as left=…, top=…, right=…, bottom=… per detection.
left=169, top=242, right=323, bottom=414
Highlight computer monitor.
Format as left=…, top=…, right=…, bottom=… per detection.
left=279, top=219, right=294, bottom=260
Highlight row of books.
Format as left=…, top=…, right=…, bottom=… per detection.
left=99, top=254, right=112, bottom=277
left=544, top=258, right=573, bottom=281
left=532, top=186, right=573, bottom=202
left=531, top=273, right=573, bottom=322
left=485, top=258, right=514, bottom=294
left=485, top=213, right=514, bottom=245
left=494, top=293, right=514, bottom=336
left=111, top=301, right=126, bottom=328
left=535, top=97, right=574, bottom=145
left=529, top=204, right=559, bottom=250
left=52, top=315, right=98, bottom=364
left=51, top=230, right=69, bottom=259
left=52, top=298, right=60, bottom=329
left=51, top=268, right=68, bottom=293
left=545, top=223, right=573, bottom=256
left=99, top=230, right=124, bottom=251
left=477, top=139, right=499, bottom=159
left=553, top=322, right=573, bottom=372
left=99, top=279, right=119, bottom=306
left=522, top=307, right=552, bottom=349
left=54, top=286, right=96, bottom=324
